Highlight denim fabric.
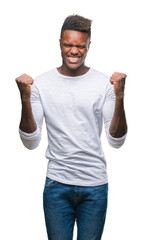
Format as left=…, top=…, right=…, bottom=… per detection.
left=43, top=177, right=108, bottom=240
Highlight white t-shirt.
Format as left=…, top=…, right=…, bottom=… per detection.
left=19, top=68, right=127, bottom=186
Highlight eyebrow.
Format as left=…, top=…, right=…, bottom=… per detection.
left=63, top=42, right=86, bottom=48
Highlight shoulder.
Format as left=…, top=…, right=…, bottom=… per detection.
left=89, top=68, right=111, bottom=92
left=33, top=68, right=57, bottom=86
left=90, top=68, right=110, bottom=83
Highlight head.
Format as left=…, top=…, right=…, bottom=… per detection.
left=60, top=14, right=92, bottom=40
left=59, top=15, right=92, bottom=74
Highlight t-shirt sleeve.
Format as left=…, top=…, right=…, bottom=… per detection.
left=19, top=83, right=44, bottom=150
left=103, top=82, right=127, bottom=148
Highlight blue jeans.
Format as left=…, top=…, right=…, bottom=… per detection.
left=43, top=177, right=108, bottom=240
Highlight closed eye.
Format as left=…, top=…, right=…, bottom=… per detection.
left=64, top=43, right=72, bottom=48
left=63, top=43, right=86, bottom=49
left=77, top=45, right=86, bottom=49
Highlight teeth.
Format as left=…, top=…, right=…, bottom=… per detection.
left=68, top=57, right=79, bottom=63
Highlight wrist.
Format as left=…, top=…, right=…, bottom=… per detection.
left=21, top=97, right=31, bottom=103
left=115, top=92, right=124, bottom=100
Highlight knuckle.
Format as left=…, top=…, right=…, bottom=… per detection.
left=15, top=74, right=33, bottom=85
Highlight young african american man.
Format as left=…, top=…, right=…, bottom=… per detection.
left=16, top=14, right=127, bottom=240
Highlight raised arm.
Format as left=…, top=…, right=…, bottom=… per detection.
left=109, top=72, right=127, bottom=138
left=103, top=72, right=127, bottom=148
left=16, top=74, right=37, bottom=133
left=15, top=74, right=44, bottom=149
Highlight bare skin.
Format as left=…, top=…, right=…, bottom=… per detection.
left=109, top=72, right=127, bottom=137
left=16, top=30, right=127, bottom=138
left=15, top=74, right=37, bottom=133
left=58, top=30, right=91, bottom=76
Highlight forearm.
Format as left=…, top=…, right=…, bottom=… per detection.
left=109, top=96, right=127, bottom=138
left=20, top=98, right=37, bottom=133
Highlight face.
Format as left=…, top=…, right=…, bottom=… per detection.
left=60, top=30, right=91, bottom=72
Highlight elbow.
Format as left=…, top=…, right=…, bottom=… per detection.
left=19, top=128, right=42, bottom=150
left=108, top=141, right=125, bottom=149
left=107, top=131, right=127, bottom=149
left=20, top=137, right=41, bottom=150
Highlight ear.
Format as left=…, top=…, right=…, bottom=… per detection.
left=88, top=41, right=91, bottom=50
left=59, top=39, right=62, bottom=49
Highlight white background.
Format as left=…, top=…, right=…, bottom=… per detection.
left=0, top=0, right=143, bottom=239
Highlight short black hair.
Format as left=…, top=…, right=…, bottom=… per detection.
left=60, top=14, right=92, bottom=39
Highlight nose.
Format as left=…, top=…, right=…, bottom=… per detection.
left=70, top=46, right=78, bottom=55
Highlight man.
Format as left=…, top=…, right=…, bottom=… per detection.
left=16, top=15, right=127, bottom=240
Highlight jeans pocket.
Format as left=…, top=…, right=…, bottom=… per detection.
left=45, top=177, right=59, bottom=187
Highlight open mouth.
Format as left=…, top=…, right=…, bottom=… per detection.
left=67, top=56, right=81, bottom=64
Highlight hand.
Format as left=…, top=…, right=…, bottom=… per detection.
left=110, top=72, right=127, bottom=98
left=15, top=73, right=34, bottom=101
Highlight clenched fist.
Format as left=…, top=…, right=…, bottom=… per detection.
left=110, top=72, right=127, bottom=98
left=15, top=73, right=34, bottom=101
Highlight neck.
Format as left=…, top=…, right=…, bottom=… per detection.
left=57, top=64, right=89, bottom=77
